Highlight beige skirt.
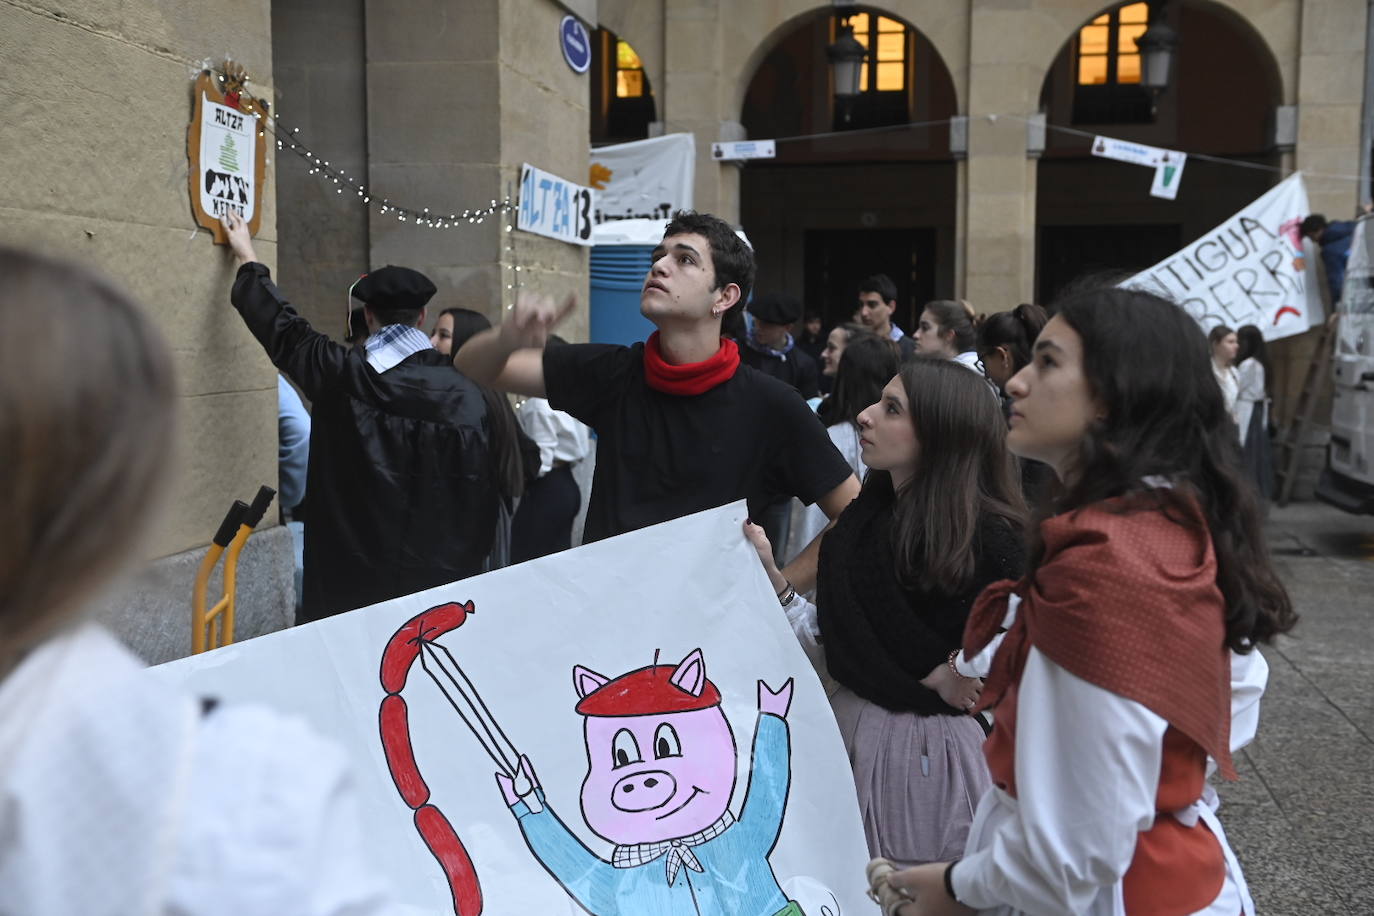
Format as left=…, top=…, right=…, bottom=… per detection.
left=830, top=684, right=992, bottom=867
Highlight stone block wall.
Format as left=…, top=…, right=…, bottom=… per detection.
left=0, top=0, right=291, bottom=660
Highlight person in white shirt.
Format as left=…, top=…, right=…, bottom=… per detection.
left=788, top=332, right=896, bottom=560
left=914, top=299, right=992, bottom=382
left=877, top=286, right=1296, bottom=916
left=1209, top=324, right=1241, bottom=428
left=0, top=246, right=392, bottom=916
left=511, top=335, right=593, bottom=561
left=1234, top=325, right=1275, bottom=502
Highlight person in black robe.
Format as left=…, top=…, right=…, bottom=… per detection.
left=737, top=292, right=819, bottom=399
left=220, top=211, right=498, bottom=623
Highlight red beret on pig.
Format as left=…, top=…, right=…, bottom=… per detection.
left=575, top=654, right=721, bottom=717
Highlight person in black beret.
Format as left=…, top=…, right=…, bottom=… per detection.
left=219, top=211, right=500, bottom=624
left=738, top=291, right=819, bottom=400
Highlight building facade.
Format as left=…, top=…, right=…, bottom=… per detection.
left=2, top=0, right=1366, bottom=659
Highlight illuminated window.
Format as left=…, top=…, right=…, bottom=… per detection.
left=1071, top=2, right=1153, bottom=124
left=1075, top=3, right=1148, bottom=87
left=615, top=40, right=645, bottom=98
left=847, top=12, right=908, bottom=92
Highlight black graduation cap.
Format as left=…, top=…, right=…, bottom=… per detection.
left=352, top=265, right=437, bottom=311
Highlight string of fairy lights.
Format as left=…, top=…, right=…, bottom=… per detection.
left=205, top=65, right=514, bottom=229
left=201, top=63, right=525, bottom=301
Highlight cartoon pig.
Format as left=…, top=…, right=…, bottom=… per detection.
left=496, top=648, right=803, bottom=916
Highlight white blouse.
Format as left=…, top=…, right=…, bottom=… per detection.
left=0, top=625, right=394, bottom=916
left=949, top=597, right=1266, bottom=916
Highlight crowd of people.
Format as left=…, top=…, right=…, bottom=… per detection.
left=0, top=203, right=1299, bottom=915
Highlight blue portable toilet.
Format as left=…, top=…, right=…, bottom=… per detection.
left=589, top=219, right=667, bottom=346
left=590, top=218, right=754, bottom=346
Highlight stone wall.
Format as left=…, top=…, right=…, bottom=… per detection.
left=0, top=0, right=292, bottom=658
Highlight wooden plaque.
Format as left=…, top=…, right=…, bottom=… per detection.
left=188, top=63, right=268, bottom=244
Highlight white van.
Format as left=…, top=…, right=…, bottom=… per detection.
left=1317, top=216, right=1374, bottom=514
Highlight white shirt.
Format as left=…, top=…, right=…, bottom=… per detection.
left=790, top=422, right=867, bottom=562
left=0, top=625, right=394, bottom=916
left=1214, top=363, right=1240, bottom=425
left=949, top=597, right=1265, bottom=916
left=1234, top=358, right=1267, bottom=446
left=517, top=396, right=591, bottom=477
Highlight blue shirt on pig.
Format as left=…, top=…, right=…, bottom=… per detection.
left=509, top=713, right=796, bottom=916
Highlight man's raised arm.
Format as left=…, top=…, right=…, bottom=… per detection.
left=454, top=292, right=576, bottom=398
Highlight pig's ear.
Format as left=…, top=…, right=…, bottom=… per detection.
left=573, top=665, right=611, bottom=699
left=669, top=649, right=707, bottom=697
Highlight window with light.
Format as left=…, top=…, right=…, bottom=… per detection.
left=1071, top=2, right=1153, bottom=124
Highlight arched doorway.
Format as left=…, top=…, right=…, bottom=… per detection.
left=738, top=6, right=959, bottom=332
left=1035, top=0, right=1283, bottom=302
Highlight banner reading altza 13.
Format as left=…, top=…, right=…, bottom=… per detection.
left=1121, top=172, right=1324, bottom=341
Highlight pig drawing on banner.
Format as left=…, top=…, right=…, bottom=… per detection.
left=378, top=600, right=814, bottom=916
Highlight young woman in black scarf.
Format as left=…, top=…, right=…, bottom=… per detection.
left=745, top=357, right=1026, bottom=867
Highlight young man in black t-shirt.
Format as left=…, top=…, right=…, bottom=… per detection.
left=456, top=211, right=859, bottom=590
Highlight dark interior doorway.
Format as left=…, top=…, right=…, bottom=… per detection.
left=1037, top=224, right=1181, bottom=304
left=803, top=228, right=937, bottom=332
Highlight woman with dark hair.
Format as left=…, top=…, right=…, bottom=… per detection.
left=789, top=335, right=900, bottom=556
left=915, top=300, right=982, bottom=375
left=976, top=304, right=1048, bottom=393
left=882, top=287, right=1294, bottom=916
left=1235, top=325, right=1275, bottom=502
left=749, top=359, right=1026, bottom=867
left=1209, top=323, right=1240, bottom=426
left=435, top=307, right=536, bottom=568
left=819, top=322, right=871, bottom=379
left=0, top=248, right=390, bottom=913
left=978, top=303, right=1053, bottom=509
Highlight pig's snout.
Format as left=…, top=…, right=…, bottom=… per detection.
left=611, top=769, right=678, bottom=812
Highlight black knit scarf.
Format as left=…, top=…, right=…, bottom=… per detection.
left=816, top=481, right=1024, bottom=715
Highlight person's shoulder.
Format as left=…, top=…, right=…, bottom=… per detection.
left=1042, top=495, right=1211, bottom=579
left=546, top=341, right=639, bottom=379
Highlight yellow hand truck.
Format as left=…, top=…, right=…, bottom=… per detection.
left=191, top=485, right=276, bottom=654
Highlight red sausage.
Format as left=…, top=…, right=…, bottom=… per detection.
left=379, top=601, right=475, bottom=694
left=379, top=695, right=430, bottom=809
left=415, top=804, right=483, bottom=916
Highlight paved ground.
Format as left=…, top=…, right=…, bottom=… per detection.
left=1221, top=501, right=1374, bottom=914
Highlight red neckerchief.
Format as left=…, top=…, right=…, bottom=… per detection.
left=964, top=495, right=1236, bottom=779
left=642, top=331, right=741, bottom=396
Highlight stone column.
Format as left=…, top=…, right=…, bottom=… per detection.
left=364, top=0, right=589, bottom=334
left=0, top=0, right=291, bottom=659
left=961, top=7, right=1040, bottom=309
left=659, top=0, right=740, bottom=222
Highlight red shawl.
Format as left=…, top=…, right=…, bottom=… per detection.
left=965, top=497, right=1236, bottom=779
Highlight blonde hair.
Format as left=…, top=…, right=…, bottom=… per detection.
left=0, top=247, right=177, bottom=672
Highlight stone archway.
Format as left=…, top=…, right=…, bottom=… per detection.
left=735, top=6, right=961, bottom=332
left=1033, top=0, right=1285, bottom=302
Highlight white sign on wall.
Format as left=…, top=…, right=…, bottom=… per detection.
left=1122, top=173, right=1324, bottom=340
left=712, top=140, right=776, bottom=161
left=589, top=133, right=696, bottom=224
left=198, top=96, right=257, bottom=222
left=518, top=163, right=595, bottom=246
left=150, top=503, right=871, bottom=916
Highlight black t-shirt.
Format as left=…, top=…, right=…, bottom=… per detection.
left=545, top=342, right=854, bottom=542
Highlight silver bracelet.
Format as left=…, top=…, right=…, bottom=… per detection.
left=776, top=582, right=797, bottom=606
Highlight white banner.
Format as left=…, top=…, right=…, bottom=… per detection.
left=1122, top=173, right=1324, bottom=340
left=518, top=163, right=595, bottom=246
left=151, top=503, right=870, bottom=916
left=589, top=133, right=695, bottom=225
